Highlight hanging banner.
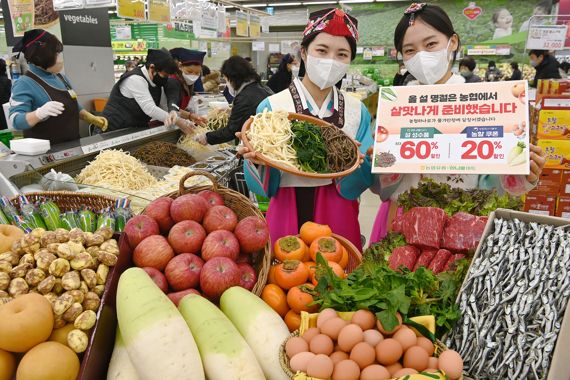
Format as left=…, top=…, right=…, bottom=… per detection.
left=372, top=81, right=530, bottom=175
left=148, top=0, right=170, bottom=23
left=236, top=11, right=248, bottom=37
left=249, top=15, right=261, bottom=38
left=7, top=0, right=34, bottom=37
left=527, top=25, right=568, bottom=50
left=117, top=0, right=146, bottom=20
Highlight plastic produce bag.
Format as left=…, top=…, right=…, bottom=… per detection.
left=40, top=169, right=79, bottom=191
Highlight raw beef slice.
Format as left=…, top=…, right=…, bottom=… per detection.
left=428, top=249, right=452, bottom=274
left=389, top=245, right=420, bottom=271
left=443, top=254, right=466, bottom=272
left=414, top=249, right=438, bottom=271
left=399, top=207, right=448, bottom=249
left=441, top=212, right=488, bottom=251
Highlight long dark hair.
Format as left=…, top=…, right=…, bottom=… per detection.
left=221, top=56, right=260, bottom=89
left=24, top=33, right=63, bottom=69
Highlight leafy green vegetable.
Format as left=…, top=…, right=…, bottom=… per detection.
left=362, top=232, right=406, bottom=266
left=312, top=253, right=469, bottom=337
left=397, top=178, right=523, bottom=216
left=291, top=120, right=328, bottom=173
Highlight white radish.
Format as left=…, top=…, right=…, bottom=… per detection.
left=107, top=327, right=139, bottom=380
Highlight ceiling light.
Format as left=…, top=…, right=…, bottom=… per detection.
left=303, top=1, right=338, bottom=4
left=247, top=3, right=268, bottom=6
left=268, top=2, right=302, bottom=6
left=340, top=0, right=374, bottom=3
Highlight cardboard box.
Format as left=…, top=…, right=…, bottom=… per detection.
left=537, top=109, right=570, bottom=139
left=534, top=168, right=563, bottom=194
left=562, top=171, right=570, bottom=195
left=524, top=194, right=557, bottom=215
left=537, top=139, right=570, bottom=169
left=556, top=196, right=570, bottom=219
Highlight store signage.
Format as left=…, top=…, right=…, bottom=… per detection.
left=269, top=43, right=280, bottom=53
left=466, top=45, right=511, bottom=56
left=527, top=25, right=568, bottom=50
left=372, top=81, right=530, bottom=175
left=6, top=0, right=34, bottom=37
left=463, top=2, right=482, bottom=20
left=252, top=41, right=265, bottom=51
left=115, top=25, right=132, bottom=40
left=111, top=40, right=147, bottom=52
left=236, top=11, right=249, bottom=37
left=81, top=126, right=171, bottom=154
left=59, top=8, right=111, bottom=47
left=117, top=0, right=146, bottom=20
left=250, top=15, right=261, bottom=38
left=148, top=0, right=170, bottom=23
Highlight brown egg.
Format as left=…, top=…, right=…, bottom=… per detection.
left=376, top=312, right=402, bottom=335
left=404, top=346, right=429, bottom=372
left=393, top=328, right=417, bottom=351
left=393, top=368, right=419, bottom=377
left=321, top=317, right=347, bottom=340
left=375, top=338, right=403, bottom=366
left=349, top=342, right=375, bottom=369
left=309, top=334, right=334, bottom=355
left=427, top=357, right=438, bottom=369
left=363, top=329, right=384, bottom=347
left=285, top=337, right=309, bottom=359
left=290, top=351, right=315, bottom=372
left=302, top=327, right=321, bottom=344
left=330, top=351, right=349, bottom=365
left=351, top=310, right=376, bottom=330
left=438, top=350, right=464, bottom=380
left=337, top=324, right=364, bottom=352
left=306, top=354, right=334, bottom=379
left=332, top=359, right=360, bottom=380
left=360, top=364, right=391, bottom=380
left=316, top=308, right=338, bottom=328
left=386, top=362, right=403, bottom=376
left=416, top=337, right=435, bottom=356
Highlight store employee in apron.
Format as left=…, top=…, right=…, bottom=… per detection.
left=9, top=29, right=108, bottom=145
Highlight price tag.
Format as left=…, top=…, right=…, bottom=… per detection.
left=81, top=126, right=169, bottom=155
left=372, top=81, right=530, bottom=175
left=527, top=25, right=568, bottom=50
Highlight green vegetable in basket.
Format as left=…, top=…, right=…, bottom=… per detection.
left=0, top=208, right=9, bottom=225
left=61, top=211, right=80, bottom=230
left=0, top=196, right=19, bottom=224
left=18, top=195, right=47, bottom=230
left=78, top=209, right=96, bottom=233
left=39, top=199, right=62, bottom=231
left=97, top=208, right=116, bottom=232
left=291, top=120, right=328, bottom=173
left=114, top=198, right=131, bottom=233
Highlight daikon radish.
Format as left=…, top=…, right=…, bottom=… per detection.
left=116, top=268, right=204, bottom=380
left=220, top=286, right=290, bottom=380
left=178, top=294, right=265, bottom=380
left=107, top=327, right=139, bottom=380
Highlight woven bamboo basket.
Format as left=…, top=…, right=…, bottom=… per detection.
left=161, top=170, right=272, bottom=296
left=10, top=191, right=117, bottom=212
left=241, top=112, right=360, bottom=180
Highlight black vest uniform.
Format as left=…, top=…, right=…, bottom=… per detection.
left=101, top=67, right=162, bottom=132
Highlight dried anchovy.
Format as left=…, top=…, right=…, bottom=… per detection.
left=319, top=126, right=357, bottom=172
left=446, top=218, right=570, bottom=380
left=375, top=152, right=396, bottom=168
left=132, top=141, right=196, bottom=167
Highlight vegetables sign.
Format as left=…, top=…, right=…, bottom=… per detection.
left=372, top=80, right=530, bottom=175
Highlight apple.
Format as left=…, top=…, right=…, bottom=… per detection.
left=198, top=190, right=225, bottom=208
left=234, top=216, right=270, bottom=254
left=200, top=257, right=241, bottom=300
left=168, top=220, right=206, bottom=254
left=236, top=255, right=250, bottom=264
left=201, top=230, right=240, bottom=262
left=143, top=197, right=174, bottom=234
left=124, top=215, right=160, bottom=249
left=203, top=205, right=238, bottom=233
left=168, top=288, right=200, bottom=306
left=133, top=235, right=174, bottom=271
left=238, top=263, right=257, bottom=291
left=142, top=267, right=168, bottom=293
left=170, top=194, right=209, bottom=223
left=164, top=253, right=204, bottom=291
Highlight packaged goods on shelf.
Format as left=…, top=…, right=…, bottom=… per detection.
left=536, top=109, right=570, bottom=140
left=537, top=139, right=570, bottom=169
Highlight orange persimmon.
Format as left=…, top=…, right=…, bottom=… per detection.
left=311, top=261, right=346, bottom=286
left=274, top=260, right=309, bottom=290
left=310, top=237, right=343, bottom=263
left=299, top=222, right=332, bottom=245
left=267, top=264, right=278, bottom=285
left=338, top=247, right=349, bottom=269
left=287, top=284, right=318, bottom=313
left=274, top=236, right=307, bottom=262
left=304, top=261, right=317, bottom=279
left=261, top=284, right=289, bottom=317
left=284, top=310, right=302, bottom=332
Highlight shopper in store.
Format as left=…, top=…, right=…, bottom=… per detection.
left=528, top=49, right=561, bottom=87
left=238, top=8, right=374, bottom=250
left=0, top=59, right=11, bottom=130
left=369, top=3, right=546, bottom=243
left=196, top=56, right=272, bottom=146
left=484, top=61, right=502, bottom=82
left=509, top=62, right=522, bottom=80
left=201, top=65, right=221, bottom=93
left=266, top=54, right=300, bottom=93
left=100, top=48, right=193, bottom=134
left=392, top=62, right=411, bottom=86
left=559, top=61, right=570, bottom=79
left=9, top=29, right=107, bottom=144
left=458, top=56, right=481, bottom=83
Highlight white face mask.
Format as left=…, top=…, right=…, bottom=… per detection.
left=291, top=65, right=300, bottom=78
left=404, top=39, right=452, bottom=85
left=183, top=74, right=200, bottom=85
left=49, top=52, right=64, bottom=73
left=305, top=54, right=349, bottom=90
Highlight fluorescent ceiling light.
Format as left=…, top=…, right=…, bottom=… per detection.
left=247, top=3, right=268, bottom=6
left=268, top=2, right=302, bottom=6
left=303, top=1, right=338, bottom=4
left=340, top=0, right=374, bottom=3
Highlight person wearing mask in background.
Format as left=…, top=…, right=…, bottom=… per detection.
left=559, top=61, right=570, bottom=79
left=369, top=3, right=545, bottom=243
left=101, top=48, right=193, bottom=133
left=195, top=56, right=272, bottom=146
left=9, top=29, right=107, bottom=144
left=0, top=59, right=11, bottom=130
left=167, top=48, right=207, bottom=126
left=484, top=60, right=502, bottom=82
left=528, top=49, right=561, bottom=88
left=393, top=62, right=411, bottom=86
left=459, top=56, right=481, bottom=83
left=509, top=62, right=522, bottom=80
left=125, top=60, right=136, bottom=72
left=239, top=8, right=374, bottom=250
left=267, top=54, right=300, bottom=93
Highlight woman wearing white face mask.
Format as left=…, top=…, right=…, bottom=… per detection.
left=369, top=3, right=547, bottom=243
left=9, top=29, right=107, bottom=144
left=238, top=9, right=374, bottom=250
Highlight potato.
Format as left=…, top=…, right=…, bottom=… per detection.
left=53, top=316, right=67, bottom=329
left=65, top=290, right=84, bottom=304
left=63, top=303, right=83, bottom=323
left=85, top=233, right=104, bottom=247
left=21, top=235, right=40, bottom=255
left=67, top=329, right=88, bottom=353
left=18, top=254, right=35, bottom=267
left=0, top=290, right=8, bottom=298
left=70, top=252, right=92, bottom=271
left=37, top=275, right=56, bottom=295
left=49, top=258, right=70, bottom=277
left=35, top=252, right=56, bottom=271
left=80, top=269, right=97, bottom=289
left=0, top=273, right=9, bottom=291
left=53, top=294, right=74, bottom=316
left=67, top=241, right=85, bottom=255
left=57, top=244, right=75, bottom=261
left=74, top=310, right=96, bottom=331
left=29, top=228, right=45, bottom=239
left=68, top=229, right=86, bottom=245
left=0, top=262, right=11, bottom=273
left=0, top=252, right=19, bottom=266
left=79, top=281, right=89, bottom=294
left=53, top=278, right=63, bottom=294
left=43, top=292, right=57, bottom=305
left=61, top=271, right=80, bottom=291
left=93, top=285, right=105, bottom=297
left=96, top=264, right=109, bottom=285
left=46, top=243, right=60, bottom=255
left=48, top=324, right=75, bottom=346
left=54, top=228, right=70, bottom=243
left=9, top=263, right=32, bottom=279
left=82, top=292, right=101, bottom=311
left=25, top=268, right=46, bottom=287
left=11, top=239, right=24, bottom=255
left=8, top=278, right=28, bottom=297
left=96, top=227, right=113, bottom=241
left=40, top=231, right=58, bottom=248
left=97, top=251, right=117, bottom=266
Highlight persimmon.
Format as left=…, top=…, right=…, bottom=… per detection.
left=311, top=261, right=346, bottom=286
left=274, top=236, right=307, bottom=262
left=299, top=222, right=332, bottom=245
left=267, top=264, right=278, bottom=285
left=310, top=237, right=343, bottom=263
left=338, top=247, right=349, bottom=269
left=304, top=261, right=317, bottom=279
left=284, top=310, right=302, bottom=332
left=261, top=284, right=289, bottom=317
left=274, top=260, right=309, bottom=290
left=287, top=284, right=318, bottom=313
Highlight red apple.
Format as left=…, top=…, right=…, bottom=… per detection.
left=143, top=197, right=175, bottom=234
left=168, top=288, right=200, bottom=306
left=236, top=255, right=250, bottom=264
left=200, top=257, right=241, bottom=299
left=133, top=235, right=174, bottom=271
left=234, top=216, right=269, bottom=254
left=142, top=267, right=168, bottom=293
left=168, top=221, right=206, bottom=254
left=124, top=215, right=160, bottom=249
left=164, top=253, right=204, bottom=291
left=170, top=194, right=209, bottom=223
left=201, top=230, right=240, bottom=262
left=203, top=205, right=238, bottom=233
left=238, top=263, right=257, bottom=291
left=198, top=190, right=225, bottom=208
